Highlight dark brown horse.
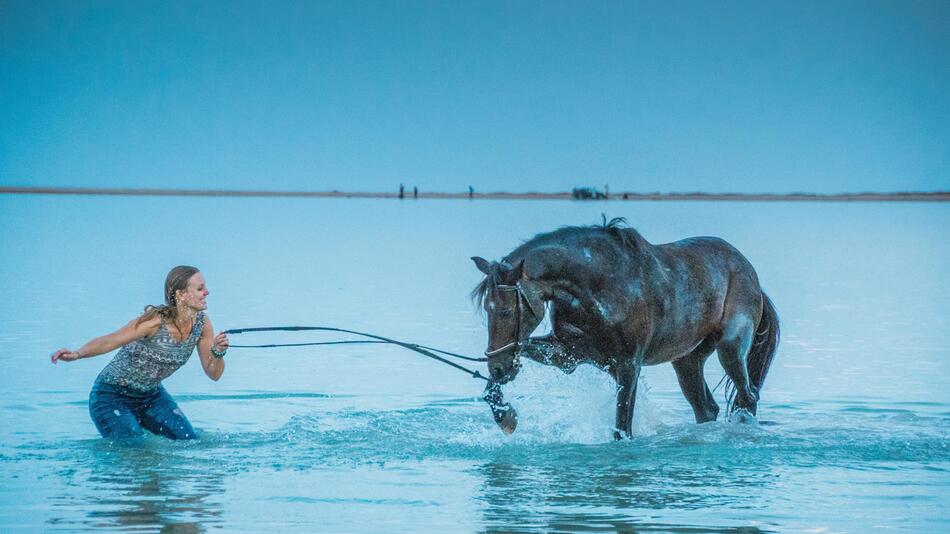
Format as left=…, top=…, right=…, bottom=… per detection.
left=472, top=218, right=779, bottom=439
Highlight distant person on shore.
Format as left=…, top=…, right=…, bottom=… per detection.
left=413, top=186, right=418, bottom=199
left=399, top=184, right=405, bottom=199
left=50, top=266, right=229, bottom=440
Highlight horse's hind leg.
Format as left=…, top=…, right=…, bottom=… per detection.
left=611, top=360, right=641, bottom=440
left=672, top=336, right=720, bottom=423
left=717, top=313, right=759, bottom=417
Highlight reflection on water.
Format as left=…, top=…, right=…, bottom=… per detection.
left=47, top=439, right=224, bottom=532
left=474, top=440, right=778, bottom=533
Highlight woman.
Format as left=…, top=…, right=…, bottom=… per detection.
left=51, top=265, right=230, bottom=440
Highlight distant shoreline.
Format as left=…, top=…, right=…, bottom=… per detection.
left=1, top=186, right=947, bottom=202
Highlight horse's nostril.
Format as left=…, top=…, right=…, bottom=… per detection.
left=489, top=364, right=504, bottom=379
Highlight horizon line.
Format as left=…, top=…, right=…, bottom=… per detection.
left=1, top=186, right=948, bottom=202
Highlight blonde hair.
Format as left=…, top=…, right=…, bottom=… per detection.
left=135, top=265, right=199, bottom=327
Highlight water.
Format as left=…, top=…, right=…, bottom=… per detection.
left=1, top=195, right=948, bottom=532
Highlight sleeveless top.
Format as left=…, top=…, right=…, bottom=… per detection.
left=96, top=312, right=206, bottom=392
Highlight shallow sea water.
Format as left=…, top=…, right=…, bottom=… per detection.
left=0, top=196, right=948, bottom=532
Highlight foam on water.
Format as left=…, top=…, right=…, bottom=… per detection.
left=4, top=386, right=950, bottom=532
left=14, top=383, right=948, bottom=468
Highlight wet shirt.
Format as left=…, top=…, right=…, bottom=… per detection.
left=96, top=312, right=205, bottom=392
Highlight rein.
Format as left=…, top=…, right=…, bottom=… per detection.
left=222, top=325, right=490, bottom=381
left=224, top=325, right=516, bottom=426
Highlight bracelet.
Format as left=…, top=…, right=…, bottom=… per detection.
left=211, top=346, right=227, bottom=359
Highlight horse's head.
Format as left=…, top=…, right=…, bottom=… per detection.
left=472, top=256, right=545, bottom=384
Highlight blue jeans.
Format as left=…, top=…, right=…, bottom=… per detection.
left=88, top=380, right=197, bottom=440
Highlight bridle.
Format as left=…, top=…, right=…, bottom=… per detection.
left=484, top=282, right=534, bottom=361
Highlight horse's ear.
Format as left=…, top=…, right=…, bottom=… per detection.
left=472, top=257, right=491, bottom=275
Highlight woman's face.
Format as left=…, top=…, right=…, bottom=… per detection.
left=177, top=272, right=209, bottom=311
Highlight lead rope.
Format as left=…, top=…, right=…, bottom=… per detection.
left=222, top=325, right=490, bottom=381
left=222, top=325, right=517, bottom=426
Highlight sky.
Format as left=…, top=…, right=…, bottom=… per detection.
left=1, top=0, right=948, bottom=194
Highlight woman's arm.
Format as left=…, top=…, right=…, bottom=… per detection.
left=51, top=316, right=161, bottom=364
left=197, top=317, right=228, bottom=381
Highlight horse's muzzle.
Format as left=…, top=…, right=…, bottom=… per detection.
left=488, top=359, right=520, bottom=384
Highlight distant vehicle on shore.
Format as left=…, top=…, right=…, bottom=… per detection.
left=572, top=187, right=607, bottom=200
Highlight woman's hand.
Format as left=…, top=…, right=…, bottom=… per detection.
left=51, top=349, right=81, bottom=364
left=212, top=332, right=229, bottom=353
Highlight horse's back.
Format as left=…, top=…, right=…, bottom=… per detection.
left=659, top=236, right=762, bottom=287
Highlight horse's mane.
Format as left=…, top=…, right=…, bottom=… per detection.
left=597, top=215, right=642, bottom=251
left=470, top=216, right=643, bottom=309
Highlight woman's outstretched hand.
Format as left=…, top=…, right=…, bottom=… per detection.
left=51, top=349, right=81, bottom=364
left=213, top=332, right=229, bottom=353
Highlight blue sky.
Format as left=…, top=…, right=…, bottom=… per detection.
left=1, top=0, right=948, bottom=194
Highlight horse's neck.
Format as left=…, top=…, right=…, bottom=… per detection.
left=519, top=238, right=666, bottom=312
left=519, top=260, right=594, bottom=312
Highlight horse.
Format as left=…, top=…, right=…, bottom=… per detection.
left=472, top=218, right=780, bottom=440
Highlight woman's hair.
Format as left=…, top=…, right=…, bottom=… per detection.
left=135, top=265, right=200, bottom=327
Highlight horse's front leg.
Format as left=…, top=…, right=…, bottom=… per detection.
left=611, top=361, right=642, bottom=440
left=518, top=335, right=577, bottom=373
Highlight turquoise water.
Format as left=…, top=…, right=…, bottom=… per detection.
left=1, top=196, right=948, bottom=532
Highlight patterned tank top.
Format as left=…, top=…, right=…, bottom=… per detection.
left=97, top=312, right=206, bottom=392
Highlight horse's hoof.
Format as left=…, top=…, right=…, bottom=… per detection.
left=613, top=430, right=631, bottom=440
left=728, top=408, right=757, bottom=424
left=497, top=407, right=518, bottom=434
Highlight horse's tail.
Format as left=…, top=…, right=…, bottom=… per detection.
left=725, top=291, right=780, bottom=413
left=748, top=292, right=780, bottom=396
